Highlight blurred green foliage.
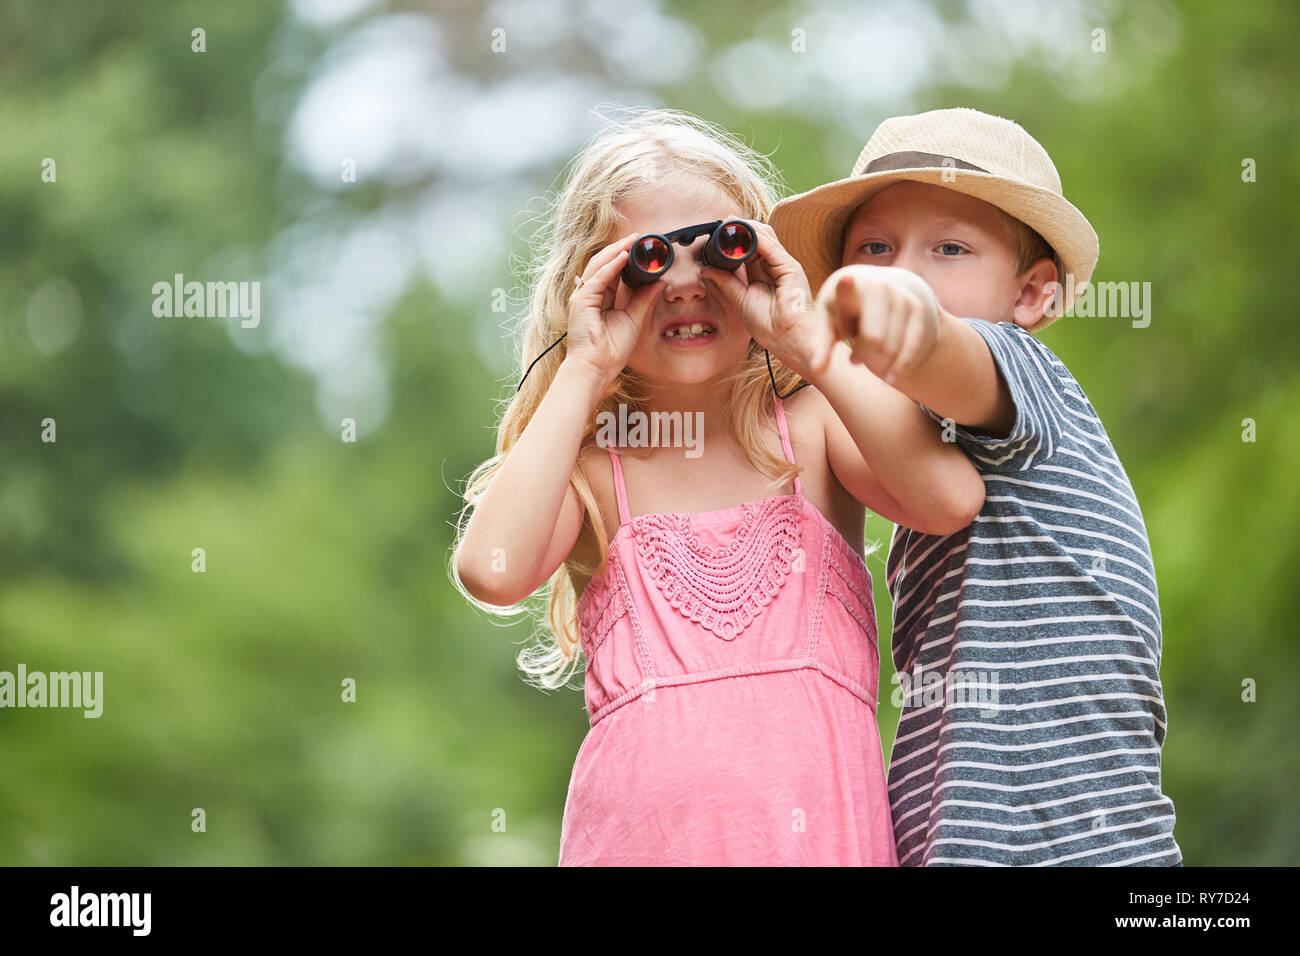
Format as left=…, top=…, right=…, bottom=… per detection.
left=1, top=0, right=1296, bottom=865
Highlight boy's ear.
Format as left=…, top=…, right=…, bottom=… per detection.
left=1010, top=257, right=1060, bottom=330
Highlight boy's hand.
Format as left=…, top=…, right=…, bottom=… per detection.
left=701, top=221, right=836, bottom=381
left=818, top=264, right=944, bottom=385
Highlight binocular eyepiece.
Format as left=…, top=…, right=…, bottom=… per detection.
left=621, top=219, right=757, bottom=288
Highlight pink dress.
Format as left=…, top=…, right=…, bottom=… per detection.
left=558, top=398, right=898, bottom=866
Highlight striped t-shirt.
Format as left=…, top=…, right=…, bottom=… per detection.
left=885, top=318, right=1182, bottom=866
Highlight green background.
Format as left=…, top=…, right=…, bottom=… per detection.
left=1, top=0, right=1296, bottom=865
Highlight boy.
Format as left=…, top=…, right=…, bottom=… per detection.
left=771, top=108, right=1182, bottom=865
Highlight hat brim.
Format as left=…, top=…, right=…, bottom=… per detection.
left=770, top=168, right=1099, bottom=312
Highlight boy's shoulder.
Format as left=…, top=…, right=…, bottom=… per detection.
left=963, top=315, right=1070, bottom=369
left=935, top=316, right=1118, bottom=476
left=960, top=316, right=1092, bottom=405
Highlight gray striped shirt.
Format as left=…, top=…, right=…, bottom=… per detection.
left=885, top=318, right=1182, bottom=866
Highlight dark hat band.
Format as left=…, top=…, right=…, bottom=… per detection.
left=860, top=150, right=987, bottom=174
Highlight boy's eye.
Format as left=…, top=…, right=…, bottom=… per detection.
left=861, top=241, right=889, bottom=255
left=937, top=242, right=966, bottom=256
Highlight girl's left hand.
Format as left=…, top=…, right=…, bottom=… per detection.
left=701, top=221, right=835, bottom=381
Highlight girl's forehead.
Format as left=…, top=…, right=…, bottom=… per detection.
left=616, top=175, right=741, bottom=229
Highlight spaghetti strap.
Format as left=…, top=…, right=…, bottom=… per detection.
left=608, top=448, right=632, bottom=524
left=773, top=397, right=803, bottom=497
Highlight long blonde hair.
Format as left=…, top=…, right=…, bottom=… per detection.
left=451, top=106, right=805, bottom=691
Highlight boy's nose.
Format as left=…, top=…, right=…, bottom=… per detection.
left=892, top=247, right=927, bottom=276
left=890, top=249, right=936, bottom=288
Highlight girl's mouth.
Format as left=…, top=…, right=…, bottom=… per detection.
left=661, top=321, right=717, bottom=346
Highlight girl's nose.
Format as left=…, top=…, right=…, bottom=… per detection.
left=660, top=247, right=708, bottom=301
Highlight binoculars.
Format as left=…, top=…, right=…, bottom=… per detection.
left=621, top=219, right=758, bottom=287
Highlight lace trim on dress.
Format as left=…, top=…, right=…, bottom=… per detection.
left=631, top=495, right=803, bottom=641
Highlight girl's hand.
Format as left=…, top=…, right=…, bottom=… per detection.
left=564, top=233, right=660, bottom=391
left=818, top=264, right=943, bottom=385
left=701, top=221, right=835, bottom=381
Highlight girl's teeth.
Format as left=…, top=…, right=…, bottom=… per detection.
left=667, top=325, right=713, bottom=338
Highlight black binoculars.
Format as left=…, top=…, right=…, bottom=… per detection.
left=621, top=219, right=758, bottom=287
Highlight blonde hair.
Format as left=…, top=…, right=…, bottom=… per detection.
left=451, top=106, right=806, bottom=691
left=993, top=207, right=1065, bottom=332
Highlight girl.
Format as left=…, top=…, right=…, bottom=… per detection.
left=452, top=108, right=983, bottom=866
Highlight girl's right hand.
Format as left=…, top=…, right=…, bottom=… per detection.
left=563, top=232, right=660, bottom=390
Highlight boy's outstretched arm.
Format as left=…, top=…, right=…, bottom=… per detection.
left=819, top=264, right=1016, bottom=437
left=703, top=225, right=984, bottom=535
left=806, top=347, right=987, bottom=535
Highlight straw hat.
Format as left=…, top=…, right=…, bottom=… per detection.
left=770, top=108, right=1098, bottom=312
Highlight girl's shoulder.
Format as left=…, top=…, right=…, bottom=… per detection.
left=779, top=384, right=832, bottom=454
left=576, top=442, right=620, bottom=533
left=569, top=442, right=621, bottom=587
